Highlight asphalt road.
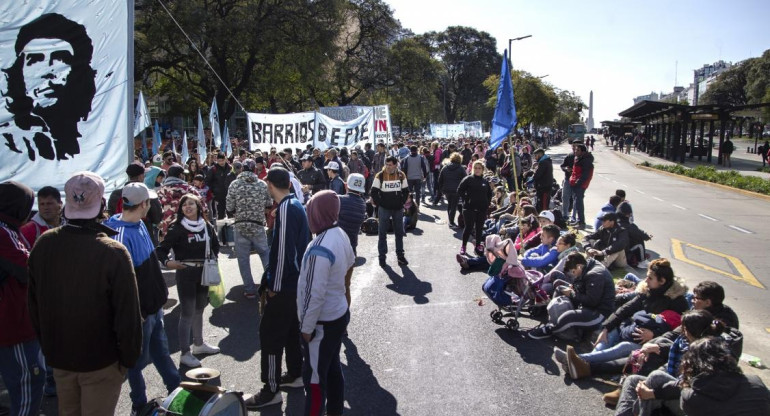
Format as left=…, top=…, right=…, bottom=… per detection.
left=11, top=140, right=768, bottom=415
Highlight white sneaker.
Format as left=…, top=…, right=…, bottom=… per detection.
left=180, top=352, right=201, bottom=368
left=636, top=260, right=650, bottom=269
left=192, top=342, right=221, bottom=355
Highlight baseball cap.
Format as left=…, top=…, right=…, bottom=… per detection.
left=243, top=159, right=256, bottom=172
left=300, top=154, right=313, bottom=162
left=167, top=164, right=186, bottom=178
left=122, top=182, right=157, bottom=207
left=324, top=161, right=340, bottom=171
left=125, top=163, right=146, bottom=178
left=538, top=210, right=555, bottom=223
left=64, top=171, right=105, bottom=220
left=347, top=173, right=366, bottom=193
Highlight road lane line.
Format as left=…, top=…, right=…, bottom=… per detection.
left=652, top=197, right=664, bottom=202
left=636, top=190, right=646, bottom=194
left=670, top=238, right=764, bottom=289
left=391, top=300, right=470, bottom=310
left=672, top=204, right=686, bottom=210
left=698, top=214, right=718, bottom=222
left=728, top=225, right=753, bottom=234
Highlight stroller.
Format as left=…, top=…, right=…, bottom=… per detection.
left=482, top=238, right=550, bottom=331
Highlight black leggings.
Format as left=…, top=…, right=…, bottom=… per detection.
left=462, top=208, right=486, bottom=247
left=445, top=192, right=459, bottom=224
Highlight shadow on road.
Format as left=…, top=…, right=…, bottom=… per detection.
left=494, top=327, right=561, bottom=376
left=382, top=265, right=432, bottom=304
left=208, top=296, right=261, bottom=362
left=342, top=337, right=400, bottom=416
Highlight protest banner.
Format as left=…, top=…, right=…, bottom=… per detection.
left=247, top=110, right=375, bottom=152
left=0, top=0, right=133, bottom=194
left=319, top=104, right=392, bottom=143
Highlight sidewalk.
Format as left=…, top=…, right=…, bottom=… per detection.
left=604, top=139, right=770, bottom=181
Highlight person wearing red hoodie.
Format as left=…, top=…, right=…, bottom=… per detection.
left=568, top=144, right=594, bottom=230
left=0, top=181, right=45, bottom=416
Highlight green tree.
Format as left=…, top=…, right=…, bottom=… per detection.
left=745, top=49, right=770, bottom=105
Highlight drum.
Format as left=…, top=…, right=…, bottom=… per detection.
left=162, top=386, right=246, bottom=416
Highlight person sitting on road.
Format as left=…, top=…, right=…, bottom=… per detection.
left=528, top=252, right=615, bottom=340
left=583, top=212, right=629, bottom=270
left=617, top=201, right=652, bottom=269
left=532, top=233, right=580, bottom=296
left=403, top=193, right=419, bottom=231
left=594, top=195, right=622, bottom=231
left=498, top=204, right=538, bottom=240
left=520, top=224, right=560, bottom=271
left=514, top=214, right=541, bottom=253
left=455, top=234, right=512, bottom=275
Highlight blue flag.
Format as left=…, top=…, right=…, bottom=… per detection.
left=152, top=120, right=161, bottom=156
left=489, top=50, right=517, bottom=150
left=222, top=123, right=230, bottom=156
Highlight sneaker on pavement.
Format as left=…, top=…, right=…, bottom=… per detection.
left=636, top=260, right=650, bottom=269
left=474, top=244, right=484, bottom=255
left=244, top=387, right=282, bottom=409
left=192, top=342, right=220, bottom=355
left=553, top=347, right=568, bottom=373
left=279, top=373, right=303, bottom=388
left=397, top=256, right=409, bottom=266
left=459, top=246, right=466, bottom=256
left=527, top=324, right=553, bottom=340
left=603, top=387, right=621, bottom=407
left=456, top=254, right=469, bottom=269
left=179, top=352, right=201, bottom=368
left=566, top=345, right=591, bottom=379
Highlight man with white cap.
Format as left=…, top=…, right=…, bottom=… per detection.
left=105, top=183, right=181, bottom=413
left=324, top=161, right=345, bottom=195
left=28, top=172, right=142, bottom=416
left=337, top=174, right=367, bottom=306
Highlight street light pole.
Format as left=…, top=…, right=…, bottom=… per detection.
left=508, top=35, right=532, bottom=69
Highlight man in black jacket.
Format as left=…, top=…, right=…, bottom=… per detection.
left=206, top=153, right=231, bottom=219
left=296, top=155, right=326, bottom=198
left=583, top=212, right=629, bottom=269
left=531, top=148, right=553, bottom=211
left=529, top=253, right=614, bottom=340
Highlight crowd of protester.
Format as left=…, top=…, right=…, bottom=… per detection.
left=1, top=130, right=768, bottom=416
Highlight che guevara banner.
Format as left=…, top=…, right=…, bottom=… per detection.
left=247, top=110, right=375, bottom=152
left=0, top=0, right=133, bottom=194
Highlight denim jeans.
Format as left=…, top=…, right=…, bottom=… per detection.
left=561, top=179, right=573, bottom=219
left=128, top=308, right=181, bottom=408
left=580, top=329, right=639, bottom=364
left=572, top=186, right=586, bottom=224
left=234, top=229, right=269, bottom=294
left=407, top=179, right=422, bottom=206
left=378, top=207, right=404, bottom=258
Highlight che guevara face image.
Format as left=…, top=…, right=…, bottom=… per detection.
left=1, top=13, right=96, bottom=161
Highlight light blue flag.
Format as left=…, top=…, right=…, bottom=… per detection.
left=152, top=120, right=161, bottom=156
left=489, top=50, right=517, bottom=150
left=133, top=91, right=151, bottom=137
left=181, top=131, right=190, bottom=164
left=221, top=123, right=230, bottom=156
left=197, top=109, right=207, bottom=161
left=209, top=97, right=221, bottom=147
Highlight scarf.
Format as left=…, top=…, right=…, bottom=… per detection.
left=181, top=217, right=206, bottom=233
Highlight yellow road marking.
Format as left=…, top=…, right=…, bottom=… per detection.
left=671, top=238, right=764, bottom=289
left=766, top=328, right=770, bottom=334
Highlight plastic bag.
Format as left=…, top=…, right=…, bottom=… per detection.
left=208, top=271, right=226, bottom=308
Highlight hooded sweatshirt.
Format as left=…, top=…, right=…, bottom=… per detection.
left=0, top=181, right=36, bottom=347
left=681, top=372, right=770, bottom=416
left=225, top=170, right=271, bottom=237
left=105, top=214, right=168, bottom=319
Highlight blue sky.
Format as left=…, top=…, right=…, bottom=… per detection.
left=386, top=0, right=769, bottom=123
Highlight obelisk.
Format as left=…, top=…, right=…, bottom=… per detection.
left=586, top=90, right=595, bottom=131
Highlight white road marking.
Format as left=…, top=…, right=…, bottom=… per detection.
left=391, top=300, right=470, bottom=310
left=652, top=197, right=664, bottom=202
left=728, top=225, right=753, bottom=234
left=672, top=204, right=686, bottom=210
left=698, top=214, right=718, bottom=222
left=636, top=190, right=646, bottom=194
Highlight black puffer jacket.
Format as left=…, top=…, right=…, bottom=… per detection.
left=532, top=154, right=553, bottom=191
left=457, top=174, right=492, bottom=210
left=438, top=162, right=467, bottom=194
left=602, top=276, right=689, bottom=331
left=571, top=258, right=615, bottom=316
left=681, top=372, right=770, bottom=416
left=583, top=224, right=629, bottom=256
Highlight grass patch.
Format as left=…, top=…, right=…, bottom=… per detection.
left=757, top=166, right=770, bottom=173
left=650, top=164, right=770, bottom=195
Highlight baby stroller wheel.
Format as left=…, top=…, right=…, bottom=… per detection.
left=505, top=319, right=519, bottom=331
left=490, top=310, right=503, bottom=322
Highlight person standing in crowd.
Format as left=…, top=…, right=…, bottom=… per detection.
left=370, top=156, right=409, bottom=268
left=247, top=167, right=310, bottom=409
left=104, top=183, right=181, bottom=413
left=400, top=145, right=428, bottom=206
left=347, top=150, right=367, bottom=178
left=297, top=154, right=327, bottom=198
left=721, top=135, right=734, bottom=167
left=160, top=151, right=175, bottom=172
left=0, top=181, right=45, bottom=416
left=371, top=143, right=387, bottom=193
left=226, top=159, right=272, bottom=300
left=338, top=174, right=367, bottom=306
left=28, top=172, right=142, bottom=415
left=457, top=161, right=493, bottom=255
left=107, top=163, right=163, bottom=245
left=568, top=144, right=594, bottom=230
left=156, top=194, right=221, bottom=368
left=298, top=190, right=354, bottom=416
left=531, top=148, right=553, bottom=211
left=157, top=164, right=207, bottom=240
left=325, top=161, right=346, bottom=195
left=20, top=186, right=63, bottom=247
left=206, top=153, right=231, bottom=219
left=438, top=152, right=467, bottom=228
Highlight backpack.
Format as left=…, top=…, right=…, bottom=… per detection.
left=361, top=217, right=379, bottom=235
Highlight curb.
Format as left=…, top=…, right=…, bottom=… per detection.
left=612, top=151, right=770, bottom=203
